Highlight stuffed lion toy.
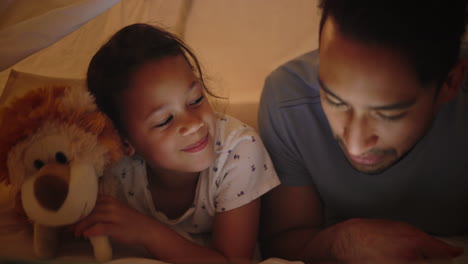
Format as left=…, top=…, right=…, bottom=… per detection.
left=0, top=85, right=124, bottom=262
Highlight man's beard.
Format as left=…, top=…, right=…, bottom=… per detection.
left=335, top=136, right=398, bottom=175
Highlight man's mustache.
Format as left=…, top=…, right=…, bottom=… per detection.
left=335, top=136, right=398, bottom=157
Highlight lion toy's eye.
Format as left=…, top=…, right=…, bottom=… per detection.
left=55, top=152, right=68, bottom=164
left=33, top=159, right=45, bottom=170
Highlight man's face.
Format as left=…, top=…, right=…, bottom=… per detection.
left=318, top=17, right=441, bottom=174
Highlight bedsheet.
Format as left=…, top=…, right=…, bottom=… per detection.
left=0, top=183, right=466, bottom=264
left=0, top=185, right=302, bottom=263
left=1, top=195, right=467, bottom=264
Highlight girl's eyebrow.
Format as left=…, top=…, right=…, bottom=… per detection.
left=145, top=80, right=200, bottom=120
left=188, top=80, right=198, bottom=91
left=145, top=105, right=164, bottom=120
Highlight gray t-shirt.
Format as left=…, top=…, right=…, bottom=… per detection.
left=258, top=50, right=468, bottom=236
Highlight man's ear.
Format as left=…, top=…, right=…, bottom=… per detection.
left=437, top=58, right=468, bottom=105
left=123, top=139, right=135, bottom=156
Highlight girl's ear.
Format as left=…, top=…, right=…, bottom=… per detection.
left=123, top=139, right=135, bottom=156
left=437, top=58, right=468, bottom=105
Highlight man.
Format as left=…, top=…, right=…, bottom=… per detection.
left=258, top=0, right=468, bottom=263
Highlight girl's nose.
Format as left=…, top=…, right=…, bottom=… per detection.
left=179, top=114, right=204, bottom=136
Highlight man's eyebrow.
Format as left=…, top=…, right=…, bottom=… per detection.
left=318, top=79, right=345, bottom=102
left=370, top=99, right=416, bottom=111
left=319, top=79, right=416, bottom=111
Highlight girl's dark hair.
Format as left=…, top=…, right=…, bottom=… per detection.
left=318, top=0, right=467, bottom=86
left=87, top=23, right=215, bottom=133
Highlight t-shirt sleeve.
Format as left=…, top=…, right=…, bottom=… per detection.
left=258, top=73, right=315, bottom=186
left=214, top=130, right=280, bottom=212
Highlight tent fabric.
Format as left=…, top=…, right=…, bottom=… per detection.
left=0, top=0, right=319, bottom=108
left=0, top=0, right=121, bottom=71
left=0, top=0, right=191, bottom=83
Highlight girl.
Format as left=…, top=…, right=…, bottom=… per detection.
left=75, top=23, right=280, bottom=264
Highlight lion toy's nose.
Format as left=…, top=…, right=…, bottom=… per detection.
left=34, top=164, right=70, bottom=211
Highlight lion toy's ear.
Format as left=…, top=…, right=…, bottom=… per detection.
left=0, top=85, right=124, bottom=262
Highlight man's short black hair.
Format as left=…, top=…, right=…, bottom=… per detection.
left=319, top=0, right=467, bottom=85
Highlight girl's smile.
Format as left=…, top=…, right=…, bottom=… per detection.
left=181, top=133, right=209, bottom=153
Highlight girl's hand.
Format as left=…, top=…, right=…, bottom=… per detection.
left=74, top=195, right=156, bottom=246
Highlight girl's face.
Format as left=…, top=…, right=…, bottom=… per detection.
left=121, top=55, right=217, bottom=174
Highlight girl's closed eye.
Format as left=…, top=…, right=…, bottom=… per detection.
left=190, top=95, right=205, bottom=106
left=155, top=115, right=173, bottom=128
